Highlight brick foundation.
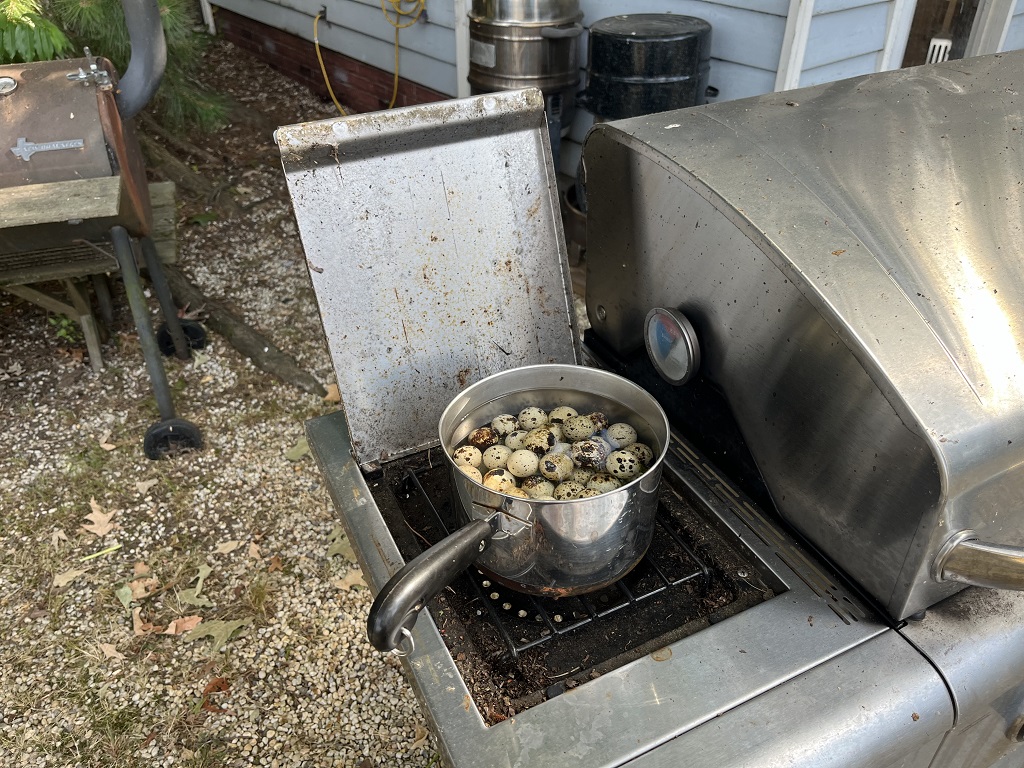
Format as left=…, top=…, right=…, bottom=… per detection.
left=213, top=8, right=449, bottom=114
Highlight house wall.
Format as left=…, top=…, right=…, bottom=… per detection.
left=1003, top=0, right=1024, bottom=49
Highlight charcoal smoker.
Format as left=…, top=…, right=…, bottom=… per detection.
left=0, top=0, right=202, bottom=459
left=278, top=54, right=1024, bottom=768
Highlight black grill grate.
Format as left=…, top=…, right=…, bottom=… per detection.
left=397, top=465, right=712, bottom=660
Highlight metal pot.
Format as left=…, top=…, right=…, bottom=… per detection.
left=367, top=364, right=670, bottom=653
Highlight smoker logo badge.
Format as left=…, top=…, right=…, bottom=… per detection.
left=10, top=137, right=85, bottom=161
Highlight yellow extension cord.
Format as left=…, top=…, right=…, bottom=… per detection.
left=313, top=0, right=426, bottom=115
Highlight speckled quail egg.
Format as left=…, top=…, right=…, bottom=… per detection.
left=553, top=480, right=586, bottom=500
left=571, top=438, right=610, bottom=470
left=504, top=486, right=530, bottom=499
left=563, top=414, right=598, bottom=441
left=504, top=430, right=529, bottom=451
left=520, top=475, right=555, bottom=498
left=577, top=488, right=602, bottom=498
left=569, top=467, right=595, bottom=485
left=467, top=426, right=500, bottom=449
left=482, top=444, right=513, bottom=470
left=517, top=406, right=548, bottom=429
left=586, top=472, right=622, bottom=493
left=549, top=441, right=572, bottom=455
left=624, top=442, right=655, bottom=465
left=587, top=412, right=610, bottom=431
left=490, top=414, right=519, bottom=437
left=539, top=452, right=574, bottom=482
left=605, top=422, right=638, bottom=449
left=506, top=449, right=540, bottom=478
left=547, top=423, right=565, bottom=443
left=452, top=445, right=483, bottom=468
left=533, top=495, right=556, bottom=501
left=483, top=468, right=518, bottom=493
left=459, top=464, right=483, bottom=483
left=523, top=427, right=557, bottom=455
left=548, top=406, right=578, bottom=424
left=606, top=450, right=642, bottom=480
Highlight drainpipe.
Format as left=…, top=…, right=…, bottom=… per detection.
left=115, top=0, right=167, bottom=120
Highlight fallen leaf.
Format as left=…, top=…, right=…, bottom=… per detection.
left=81, top=499, right=116, bottom=537
left=135, top=479, right=158, bottom=495
left=129, top=577, right=160, bottom=600
left=132, top=607, right=164, bottom=636
left=268, top=555, right=283, bottom=573
left=179, top=565, right=214, bottom=607
left=410, top=723, right=430, bottom=750
left=163, top=615, right=203, bottom=635
left=214, top=540, right=240, bottom=555
left=248, top=541, right=261, bottom=560
left=184, top=617, right=253, bottom=653
left=200, top=676, right=231, bottom=713
left=323, top=383, right=341, bottom=403
left=332, top=569, right=366, bottom=591
left=51, top=528, right=68, bottom=548
left=326, top=525, right=356, bottom=563
left=98, top=431, right=117, bottom=451
left=193, top=351, right=210, bottom=366
left=133, top=562, right=151, bottom=577
left=99, top=643, right=125, bottom=661
left=200, top=375, right=214, bottom=384
left=284, top=436, right=310, bottom=462
left=53, top=568, right=87, bottom=588
left=115, top=584, right=133, bottom=610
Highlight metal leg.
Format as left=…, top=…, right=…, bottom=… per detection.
left=140, top=236, right=190, bottom=360
left=63, top=279, right=104, bottom=373
left=91, top=273, right=114, bottom=327
left=110, top=226, right=176, bottom=421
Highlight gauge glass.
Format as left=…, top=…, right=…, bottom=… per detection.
left=645, top=308, right=700, bottom=385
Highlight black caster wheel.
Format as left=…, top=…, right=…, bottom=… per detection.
left=144, top=418, right=203, bottom=460
left=157, top=319, right=207, bottom=357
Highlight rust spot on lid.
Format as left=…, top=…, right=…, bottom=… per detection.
left=463, top=694, right=472, bottom=711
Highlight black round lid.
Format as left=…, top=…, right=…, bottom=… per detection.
left=590, top=13, right=712, bottom=41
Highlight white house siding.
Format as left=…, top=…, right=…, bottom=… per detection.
left=798, top=1, right=891, bottom=86
left=1004, top=2, right=1024, bottom=49
left=212, top=0, right=459, bottom=95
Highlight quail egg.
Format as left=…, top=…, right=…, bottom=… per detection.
left=586, top=472, right=622, bottom=493
left=553, top=480, right=586, bottom=500
left=547, top=423, right=565, bottom=442
left=571, top=438, right=610, bottom=470
left=605, top=422, right=638, bottom=449
left=490, top=414, right=519, bottom=437
left=504, top=486, right=529, bottom=499
left=507, top=449, right=540, bottom=478
left=523, top=427, right=557, bottom=455
left=577, top=488, right=602, bottom=498
left=563, top=414, right=598, bottom=441
left=539, top=452, right=574, bottom=482
left=533, top=495, right=556, bottom=501
left=520, top=475, right=555, bottom=498
left=459, top=464, right=483, bottom=483
left=467, top=426, right=500, bottom=449
left=452, top=445, right=483, bottom=468
left=624, top=442, right=654, bottom=465
left=517, top=406, right=548, bottom=429
left=606, top=450, right=642, bottom=480
left=587, top=412, right=610, bottom=431
left=569, top=467, right=595, bottom=485
left=482, top=444, right=513, bottom=470
left=504, top=430, right=530, bottom=451
left=483, top=468, right=518, bottom=493
left=548, top=405, right=578, bottom=424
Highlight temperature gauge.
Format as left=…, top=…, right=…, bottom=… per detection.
left=644, top=307, right=701, bottom=385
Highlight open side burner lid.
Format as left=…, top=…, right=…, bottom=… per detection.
left=277, top=89, right=579, bottom=470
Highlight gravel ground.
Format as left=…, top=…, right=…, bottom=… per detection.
left=0, top=41, right=439, bottom=767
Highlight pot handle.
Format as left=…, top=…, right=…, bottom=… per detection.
left=367, top=517, right=499, bottom=653
left=541, top=23, right=583, bottom=39
left=934, top=530, right=1024, bottom=591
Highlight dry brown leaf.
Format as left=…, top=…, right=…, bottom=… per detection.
left=410, top=723, right=430, bottom=750
left=129, top=577, right=160, bottom=600
left=51, top=528, right=68, bottom=548
left=214, top=540, right=240, bottom=555
left=332, top=569, right=366, bottom=591
left=133, top=562, right=151, bottom=577
left=98, top=643, right=125, bottom=661
left=81, top=499, right=116, bottom=537
left=268, top=555, right=283, bottom=573
left=323, top=383, right=342, bottom=403
left=98, top=431, right=117, bottom=451
left=53, top=568, right=87, bottom=588
left=135, top=479, right=158, bottom=495
left=132, top=607, right=164, bottom=636
left=163, top=615, right=203, bottom=635
left=248, top=541, right=261, bottom=560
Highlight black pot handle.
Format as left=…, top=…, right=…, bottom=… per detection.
left=367, top=517, right=499, bottom=653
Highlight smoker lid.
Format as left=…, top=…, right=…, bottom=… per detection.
left=277, top=89, right=579, bottom=470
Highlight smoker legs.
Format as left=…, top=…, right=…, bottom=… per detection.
left=140, top=236, right=191, bottom=360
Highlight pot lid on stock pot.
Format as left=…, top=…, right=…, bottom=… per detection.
left=276, top=89, right=579, bottom=471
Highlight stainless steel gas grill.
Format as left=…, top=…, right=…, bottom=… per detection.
left=281, top=54, right=1024, bottom=768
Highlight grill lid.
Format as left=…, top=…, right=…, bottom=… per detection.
left=276, top=89, right=579, bottom=470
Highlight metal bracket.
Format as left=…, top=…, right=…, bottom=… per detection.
left=66, top=47, right=113, bottom=89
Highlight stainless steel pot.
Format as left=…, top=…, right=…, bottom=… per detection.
left=367, top=364, right=670, bottom=653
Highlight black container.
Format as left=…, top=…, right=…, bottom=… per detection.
left=578, top=14, right=712, bottom=121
